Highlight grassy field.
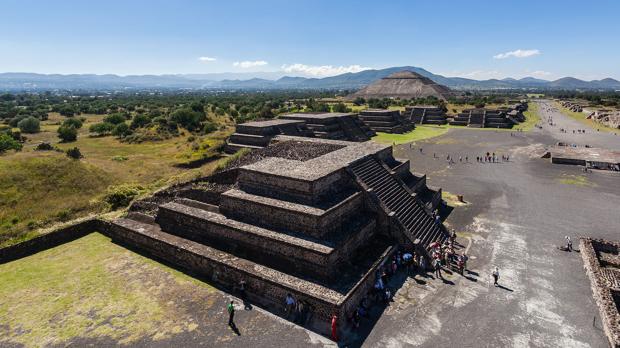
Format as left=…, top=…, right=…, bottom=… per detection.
left=553, top=101, right=619, bottom=134
left=0, top=113, right=232, bottom=247
left=372, top=125, right=449, bottom=145
left=0, top=232, right=216, bottom=347
left=519, top=101, right=541, bottom=131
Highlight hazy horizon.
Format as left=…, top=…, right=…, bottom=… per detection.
left=1, top=0, right=620, bottom=80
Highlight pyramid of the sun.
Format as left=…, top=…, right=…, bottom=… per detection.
left=349, top=70, right=453, bottom=100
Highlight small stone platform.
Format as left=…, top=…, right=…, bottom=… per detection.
left=548, top=145, right=620, bottom=170
left=405, top=106, right=448, bottom=125
left=358, top=109, right=414, bottom=133
left=580, top=238, right=620, bottom=347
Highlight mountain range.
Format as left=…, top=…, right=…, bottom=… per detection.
left=1, top=66, right=619, bottom=91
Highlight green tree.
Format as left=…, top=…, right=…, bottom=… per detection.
left=62, top=117, right=83, bottom=129
left=112, top=123, right=132, bottom=138
left=89, top=122, right=114, bottom=136
left=332, top=102, right=350, bottom=113
left=130, top=114, right=150, bottom=129
left=57, top=125, right=78, bottom=142
left=103, top=113, right=127, bottom=125
left=17, top=116, right=40, bottom=133
left=0, top=133, right=22, bottom=153
left=353, top=97, right=366, bottom=106
left=169, top=108, right=205, bottom=131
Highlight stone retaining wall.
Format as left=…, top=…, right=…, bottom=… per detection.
left=219, top=189, right=363, bottom=238
left=0, top=218, right=102, bottom=264
left=580, top=238, right=620, bottom=348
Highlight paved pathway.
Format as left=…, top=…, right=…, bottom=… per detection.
left=363, top=105, right=619, bottom=347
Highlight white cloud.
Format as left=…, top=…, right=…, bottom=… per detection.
left=280, top=63, right=372, bottom=77
left=529, top=70, right=552, bottom=77
left=198, top=56, right=217, bottom=62
left=233, top=60, right=268, bottom=68
left=441, top=70, right=504, bottom=80
left=493, top=49, right=540, bottom=59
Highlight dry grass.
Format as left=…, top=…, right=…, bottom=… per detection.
left=0, top=113, right=228, bottom=247
left=0, top=232, right=215, bottom=347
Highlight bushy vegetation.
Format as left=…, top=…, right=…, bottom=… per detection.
left=17, top=116, right=40, bottom=133
left=57, top=124, right=78, bottom=142
left=65, top=147, right=83, bottom=159
left=104, top=184, right=145, bottom=209
left=0, top=133, right=22, bottom=153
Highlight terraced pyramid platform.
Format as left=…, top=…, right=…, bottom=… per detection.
left=110, top=137, right=448, bottom=338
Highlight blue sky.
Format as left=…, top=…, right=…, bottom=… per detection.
left=1, top=0, right=619, bottom=80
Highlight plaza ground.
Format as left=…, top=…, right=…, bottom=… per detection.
left=1, top=100, right=619, bottom=347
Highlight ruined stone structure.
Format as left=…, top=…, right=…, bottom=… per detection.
left=561, top=100, right=584, bottom=112
left=280, top=112, right=374, bottom=141
left=580, top=238, right=620, bottom=347
left=225, top=119, right=313, bottom=153
left=110, top=137, right=448, bottom=338
left=225, top=113, right=374, bottom=153
left=449, top=109, right=517, bottom=128
left=404, top=106, right=448, bottom=125
left=588, top=110, right=620, bottom=129
left=348, top=70, right=453, bottom=101
left=358, top=109, right=414, bottom=133
left=547, top=145, right=620, bottom=171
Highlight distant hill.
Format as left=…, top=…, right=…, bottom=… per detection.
left=1, top=67, right=619, bottom=91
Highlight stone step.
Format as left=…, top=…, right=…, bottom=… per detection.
left=229, top=133, right=272, bottom=147
left=225, top=142, right=264, bottom=154
left=219, top=189, right=363, bottom=238
left=350, top=157, right=447, bottom=250
left=108, top=217, right=396, bottom=337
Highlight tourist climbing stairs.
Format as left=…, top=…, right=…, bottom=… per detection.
left=350, top=157, right=447, bottom=249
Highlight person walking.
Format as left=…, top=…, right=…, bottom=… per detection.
left=565, top=236, right=573, bottom=252
left=227, top=300, right=235, bottom=326
left=331, top=314, right=339, bottom=342
left=492, top=267, right=500, bottom=287
left=285, top=293, right=296, bottom=317
left=434, top=258, right=442, bottom=279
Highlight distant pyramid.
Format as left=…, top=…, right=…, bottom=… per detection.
left=348, top=70, right=453, bottom=100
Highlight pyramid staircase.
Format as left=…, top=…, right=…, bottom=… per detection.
left=349, top=157, right=447, bottom=250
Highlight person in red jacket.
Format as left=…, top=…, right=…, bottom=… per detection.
left=331, top=314, right=338, bottom=342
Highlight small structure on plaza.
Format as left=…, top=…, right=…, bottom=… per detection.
left=404, top=105, right=448, bottom=125
left=449, top=108, right=518, bottom=128
left=112, top=137, right=448, bottom=339
left=348, top=70, right=453, bottom=101
left=225, top=113, right=374, bottom=153
left=358, top=109, right=414, bottom=133
left=588, top=110, right=620, bottom=129
left=546, top=145, right=620, bottom=171
left=580, top=238, right=620, bottom=348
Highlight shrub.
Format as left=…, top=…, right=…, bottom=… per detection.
left=168, top=108, right=205, bottom=131
left=89, top=122, right=114, bottom=136
left=112, top=122, right=132, bottom=138
left=104, top=184, right=145, bottom=210
left=112, top=155, right=128, bottom=161
left=203, top=121, right=218, bottom=134
left=0, top=133, right=22, bottom=153
left=130, top=113, right=150, bottom=129
left=65, top=147, right=83, bottom=159
left=9, top=115, right=28, bottom=127
left=57, top=125, right=78, bottom=142
left=332, top=102, right=350, bottom=113
left=35, top=142, right=54, bottom=151
left=103, top=113, right=127, bottom=125
left=62, top=117, right=83, bottom=129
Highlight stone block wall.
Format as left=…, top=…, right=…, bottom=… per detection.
left=219, top=189, right=363, bottom=238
